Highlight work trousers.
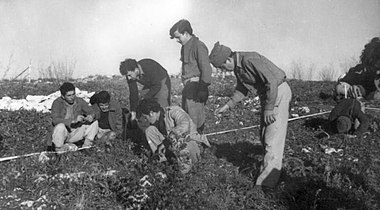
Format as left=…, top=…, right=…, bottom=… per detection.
left=52, top=121, right=99, bottom=148
left=256, top=82, right=291, bottom=188
left=182, top=81, right=206, bottom=131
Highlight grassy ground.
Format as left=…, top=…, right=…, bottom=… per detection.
left=0, top=76, right=379, bottom=209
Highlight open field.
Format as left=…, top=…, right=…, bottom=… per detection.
left=0, top=76, right=380, bottom=209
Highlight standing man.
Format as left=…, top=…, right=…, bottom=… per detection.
left=210, top=42, right=292, bottom=193
left=169, top=19, right=212, bottom=133
left=119, top=58, right=171, bottom=122
left=50, top=82, right=98, bottom=152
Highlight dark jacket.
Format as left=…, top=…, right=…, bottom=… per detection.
left=329, top=99, right=370, bottom=135
left=227, top=52, right=287, bottom=111
left=92, top=100, right=122, bottom=135
left=127, top=58, right=171, bottom=112
left=339, top=64, right=378, bottom=96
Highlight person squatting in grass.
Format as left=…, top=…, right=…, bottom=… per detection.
left=210, top=42, right=292, bottom=192
left=170, top=19, right=212, bottom=134
left=90, top=91, right=122, bottom=143
left=139, top=99, right=210, bottom=174
left=335, top=37, right=380, bottom=100
left=49, top=82, right=98, bottom=152
left=328, top=98, right=370, bottom=137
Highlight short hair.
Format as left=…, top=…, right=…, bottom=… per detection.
left=97, top=91, right=111, bottom=104
left=170, top=19, right=193, bottom=39
left=60, top=82, right=75, bottom=96
left=139, top=99, right=161, bottom=115
left=119, top=59, right=138, bottom=75
left=360, top=37, right=380, bottom=67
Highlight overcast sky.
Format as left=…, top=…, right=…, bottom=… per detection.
left=0, top=0, right=379, bottom=80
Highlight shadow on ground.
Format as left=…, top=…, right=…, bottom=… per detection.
left=211, top=141, right=264, bottom=178
left=280, top=165, right=378, bottom=210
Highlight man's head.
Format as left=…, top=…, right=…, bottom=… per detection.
left=119, top=58, right=140, bottom=80
left=360, top=37, right=380, bottom=67
left=60, top=82, right=76, bottom=104
left=336, top=116, right=352, bottom=134
left=97, top=91, right=111, bottom=112
left=209, top=42, right=234, bottom=71
left=170, top=19, right=193, bottom=45
left=139, top=99, right=161, bottom=124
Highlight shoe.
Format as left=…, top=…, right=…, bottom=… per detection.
left=56, top=143, right=78, bottom=152
left=82, top=139, right=93, bottom=148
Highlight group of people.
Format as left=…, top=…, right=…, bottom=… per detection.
left=328, top=37, right=380, bottom=137
left=47, top=18, right=380, bottom=194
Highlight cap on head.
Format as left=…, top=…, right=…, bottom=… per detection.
left=209, top=42, right=232, bottom=68
left=336, top=116, right=352, bottom=133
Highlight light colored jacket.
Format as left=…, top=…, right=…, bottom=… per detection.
left=163, top=106, right=209, bottom=146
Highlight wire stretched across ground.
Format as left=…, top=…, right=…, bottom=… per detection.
left=0, top=110, right=333, bottom=163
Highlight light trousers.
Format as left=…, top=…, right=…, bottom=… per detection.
left=52, top=121, right=99, bottom=148
left=256, top=82, right=292, bottom=188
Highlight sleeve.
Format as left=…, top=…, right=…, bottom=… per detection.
left=141, top=74, right=162, bottom=99
left=80, top=98, right=95, bottom=117
left=169, top=107, right=191, bottom=136
left=51, top=99, right=72, bottom=127
left=127, top=78, right=139, bottom=112
left=196, top=44, right=212, bottom=84
left=243, top=57, right=278, bottom=111
left=226, top=70, right=249, bottom=108
left=114, top=102, right=123, bottom=135
left=91, top=105, right=100, bottom=120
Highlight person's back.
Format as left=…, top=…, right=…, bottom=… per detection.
left=329, top=98, right=369, bottom=135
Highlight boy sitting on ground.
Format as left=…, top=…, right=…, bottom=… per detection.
left=50, top=82, right=98, bottom=152
left=90, top=91, right=122, bottom=142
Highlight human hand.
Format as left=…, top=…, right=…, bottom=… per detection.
left=84, top=115, right=94, bottom=122
left=76, top=115, right=85, bottom=122
left=264, top=110, right=276, bottom=125
left=348, top=85, right=363, bottom=99
left=131, top=111, right=137, bottom=121
left=214, top=104, right=229, bottom=116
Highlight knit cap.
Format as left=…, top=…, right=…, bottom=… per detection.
left=336, top=116, right=352, bottom=133
left=209, top=42, right=232, bottom=68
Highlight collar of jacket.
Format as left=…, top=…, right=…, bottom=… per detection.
left=182, top=36, right=199, bottom=56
